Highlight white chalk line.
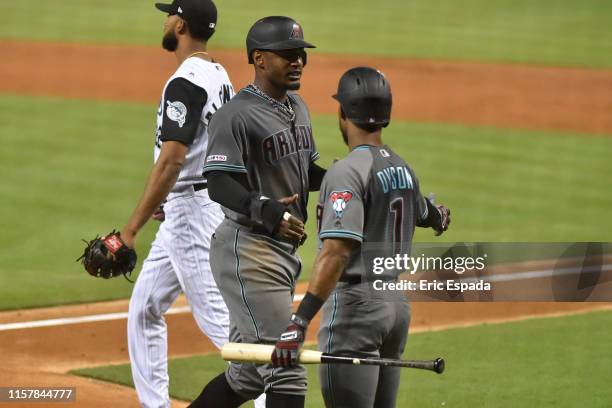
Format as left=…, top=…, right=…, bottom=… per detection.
left=459, top=263, right=612, bottom=284
left=2, top=263, right=611, bottom=332
left=0, top=294, right=305, bottom=332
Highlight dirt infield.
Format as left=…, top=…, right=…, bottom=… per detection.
left=2, top=38, right=612, bottom=406
left=3, top=39, right=612, bottom=134
left=1, top=288, right=611, bottom=407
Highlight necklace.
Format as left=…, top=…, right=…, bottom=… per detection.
left=187, top=51, right=209, bottom=59
left=247, top=83, right=295, bottom=121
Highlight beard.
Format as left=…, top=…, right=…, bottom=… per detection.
left=286, top=80, right=301, bottom=91
left=162, top=31, right=178, bottom=52
left=338, top=118, right=349, bottom=146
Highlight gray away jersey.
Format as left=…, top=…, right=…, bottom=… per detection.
left=154, top=57, right=234, bottom=192
left=203, top=88, right=318, bottom=224
left=316, top=145, right=428, bottom=281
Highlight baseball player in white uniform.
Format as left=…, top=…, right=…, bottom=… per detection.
left=120, top=1, right=265, bottom=407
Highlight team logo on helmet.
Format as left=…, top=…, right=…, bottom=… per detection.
left=329, top=191, right=353, bottom=218
left=290, top=23, right=304, bottom=40
left=166, top=100, right=187, bottom=128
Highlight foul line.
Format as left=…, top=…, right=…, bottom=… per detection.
left=460, top=263, right=612, bottom=284
left=2, top=262, right=611, bottom=332
left=0, top=294, right=305, bottom=332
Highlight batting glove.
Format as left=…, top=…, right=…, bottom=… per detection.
left=434, top=205, right=451, bottom=236
left=271, top=314, right=308, bottom=367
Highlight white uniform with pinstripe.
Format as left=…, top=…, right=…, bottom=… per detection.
left=127, top=57, right=266, bottom=408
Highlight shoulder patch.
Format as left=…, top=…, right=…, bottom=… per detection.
left=329, top=191, right=353, bottom=219
left=166, top=100, right=187, bottom=128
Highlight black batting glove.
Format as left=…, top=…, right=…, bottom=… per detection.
left=424, top=196, right=451, bottom=236
left=433, top=205, right=451, bottom=236
left=271, top=314, right=308, bottom=367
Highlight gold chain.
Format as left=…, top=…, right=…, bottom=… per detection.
left=187, top=51, right=209, bottom=59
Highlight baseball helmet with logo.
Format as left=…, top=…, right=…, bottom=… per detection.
left=246, top=16, right=316, bottom=64
left=333, top=67, right=392, bottom=127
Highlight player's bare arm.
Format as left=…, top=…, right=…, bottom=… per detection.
left=305, top=238, right=356, bottom=301
left=120, top=141, right=187, bottom=248
left=272, top=238, right=356, bottom=368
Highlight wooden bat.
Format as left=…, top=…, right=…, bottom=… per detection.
left=221, top=342, right=444, bottom=374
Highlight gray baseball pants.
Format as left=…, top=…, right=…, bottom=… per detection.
left=211, top=218, right=308, bottom=398
left=318, top=282, right=410, bottom=408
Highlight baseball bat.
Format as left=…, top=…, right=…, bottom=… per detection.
left=221, top=342, right=444, bottom=374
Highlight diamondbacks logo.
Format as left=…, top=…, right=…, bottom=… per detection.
left=166, top=100, right=187, bottom=128
left=290, top=23, right=304, bottom=39
left=329, top=191, right=353, bottom=218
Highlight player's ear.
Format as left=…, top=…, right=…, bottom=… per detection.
left=252, top=50, right=265, bottom=69
left=176, top=17, right=188, bottom=36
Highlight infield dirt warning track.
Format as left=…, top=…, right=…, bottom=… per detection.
left=1, top=285, right=611, bottom=407
left=3, top=39, right=612, bottom=135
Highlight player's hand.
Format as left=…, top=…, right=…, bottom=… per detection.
left=151, top=206, right=165, bottom=222
left=271, top=314, right=307, bottom=367
left=275, top=194, right=305, bottom=241
left=277, top=212, right=305, bottom=241
left=277, top=193, right=299, bottom=206
left=433, top=205, right=451, bottom=236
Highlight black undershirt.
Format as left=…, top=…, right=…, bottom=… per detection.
left=207, top=162, right=327, bottom=216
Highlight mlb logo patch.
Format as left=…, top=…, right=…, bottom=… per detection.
left=329, top=191, right=353, bottom=218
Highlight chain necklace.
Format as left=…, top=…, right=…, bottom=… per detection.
left=187, top=51, right=209, bottom=59
left=246, top=83, right=295, bottom=121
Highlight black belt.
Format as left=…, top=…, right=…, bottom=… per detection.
left=193, top=182, right=208, bottom=191
left=230, top=219, right=302, bottom=249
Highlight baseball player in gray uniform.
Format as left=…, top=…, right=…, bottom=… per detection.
left=188, top=16, right=326, bottom=408
left=120, top=1, right=264, bottom=407
left=271, top=67, right=451, bottom=408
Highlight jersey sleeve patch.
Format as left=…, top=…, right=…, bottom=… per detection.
left=166, top=100, right=188, bottom=128
left=159, top=77, right=207, bottom=146
left=329, top=190, right=353, bottom=219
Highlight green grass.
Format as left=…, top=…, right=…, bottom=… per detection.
left=0, top=94, right=611, bottom=309
left=3, top=0, right=612, bottom=67
left=0, top=95, right=158, bottom=309
left=72, top=309, right=612, bottom=407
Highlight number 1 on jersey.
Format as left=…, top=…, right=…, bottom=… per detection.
left=390, top=198, right=404, bottom=254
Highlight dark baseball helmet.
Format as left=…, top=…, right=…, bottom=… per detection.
left=246, top=16, right=316, bottom=64
left=333, top=67, right=392, bottom=127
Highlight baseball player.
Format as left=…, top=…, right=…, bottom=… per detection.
left=120, top=1, right=265, bottom=407
left=188, top=16, right=326, bottom=408
left=271, top=67, right=451, bottom=408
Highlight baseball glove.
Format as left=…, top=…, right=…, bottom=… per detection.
left=77, top=230, right=137, bottom=281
